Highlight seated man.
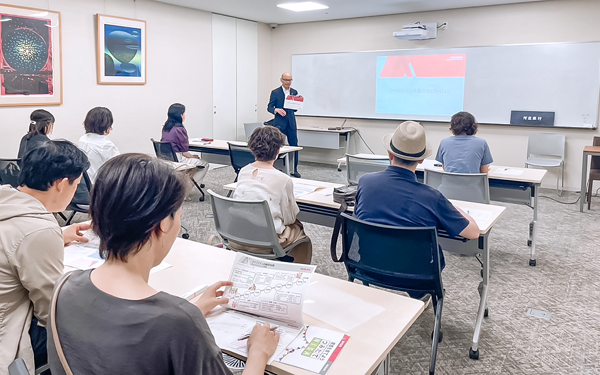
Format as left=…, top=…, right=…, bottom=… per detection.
left=355, top=121, right=480, bottom=294
left=0, top=140, right=90, bottom=374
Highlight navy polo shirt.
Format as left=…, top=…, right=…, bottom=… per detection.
left=355, top=166, right=470, bottom=238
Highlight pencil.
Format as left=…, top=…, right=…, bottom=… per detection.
left=237, top=325, right=278, bottom=341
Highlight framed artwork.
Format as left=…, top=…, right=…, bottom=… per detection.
left=97, top=14, right=146, bottom=85
left=0, top=4, right=62, bottom=106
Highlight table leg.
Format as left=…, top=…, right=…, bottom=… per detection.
left=470, top=234, right=489, bottom=360
left=528, top=184, right=539, bottom=266
left=344, top=133, right=351, bottom=155
left=285, top=154, right=291, bottom=175
left=580, top=152, right=589, bottom=212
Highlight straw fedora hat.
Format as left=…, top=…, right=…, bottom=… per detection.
left=382, top=121, right=432, bottom=161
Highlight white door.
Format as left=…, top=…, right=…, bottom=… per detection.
left=235, top=19, right=258, bottom=141
left=212, top=14, right=237, bottom=140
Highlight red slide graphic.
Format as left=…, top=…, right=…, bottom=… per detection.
left=379, top=54, right=466, bottom=78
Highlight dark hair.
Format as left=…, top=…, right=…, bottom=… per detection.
left=450, top=111, right=478, bottom=136
left=248, top=126, right=285, bottom=162
left=391, top=155, right=418, bottom=168
left=19, top=140, right=90, bottom=191
left=163, top=103, right=185, bottom=132
left=90, top=154, right=187, bottom=261
left=27, top=109, right=55, bottom=139
left=84, top=107, right=114, bottom=135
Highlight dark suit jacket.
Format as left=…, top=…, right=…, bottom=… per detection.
left=267, top=86, right=298, bottom=131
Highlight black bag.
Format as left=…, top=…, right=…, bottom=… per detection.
left=330, top=185, right=357, bottom=262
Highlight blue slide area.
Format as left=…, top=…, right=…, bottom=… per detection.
left=375, top=56, right=466, bottom=117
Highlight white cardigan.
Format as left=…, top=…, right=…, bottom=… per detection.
left=232, top=165, right=299, bottom=234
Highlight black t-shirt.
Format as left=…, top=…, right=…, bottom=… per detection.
left=47, top=269, right=232, bottom=375
left=17, top=134, right=49, bottom=159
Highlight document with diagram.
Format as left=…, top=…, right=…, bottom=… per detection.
left=205, top=253, right=316, bottom=364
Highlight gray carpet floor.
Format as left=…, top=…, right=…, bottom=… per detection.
left=69, top=162, right=600, bottom=374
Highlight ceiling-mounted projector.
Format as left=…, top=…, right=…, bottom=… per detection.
left=393, top=22, right=437, bottom=40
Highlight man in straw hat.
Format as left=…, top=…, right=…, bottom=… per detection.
left=355, top=121, right=480, bottom=286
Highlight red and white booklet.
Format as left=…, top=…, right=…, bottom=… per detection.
left=284, top=95, right=304, bottom=110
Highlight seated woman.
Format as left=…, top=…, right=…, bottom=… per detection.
left=161, top=103, right=208, bottom=187
left=17, top=109, right=55, bottom=159
left=436, top=111, right=493, bottom=173
left=231, top=126, right=312, bottom=264
left=47, top=154, right=279, bottom=375
left=78, top=107, right=120, bottom=182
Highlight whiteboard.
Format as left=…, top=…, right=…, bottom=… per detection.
left=291, top=43, right=600, bottom=129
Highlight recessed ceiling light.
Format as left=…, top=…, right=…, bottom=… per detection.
left=277, top=2, right=329, bottom=12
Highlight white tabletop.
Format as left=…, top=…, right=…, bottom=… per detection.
left=149, top=239, right=426, bottom=375
left=297, top=124, right=356, bottom=134
left=189, top=139, right=303, bottom=154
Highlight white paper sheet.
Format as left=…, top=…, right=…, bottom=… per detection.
left=320, top=187, right=334, bottom=196
left=464, top=208, right=493, bottom=228
left=303, top=283, right=385, bottom=332
left=493, top=167, right=524, bottom=176
left=293, top=182, right=320, bottom=198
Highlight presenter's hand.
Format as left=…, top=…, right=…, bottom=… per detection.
left=195, top=280, right=233, bottom=315
left=63, top=223, right=91, bottom=245
left=275, top=108, right=287, bottom=117
left=247, top=323, right=280, bottom=362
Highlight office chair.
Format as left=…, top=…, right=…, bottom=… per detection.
left=423, top=169, right=490, bottom=204
left=58, top=171, right=92, bottom=225
left=228, top=142, right=256, bottom=183
left=331, top=213, right=444, bottom=375
left=345, top=154, right=389, bottom=186
left=151, top=138, right=205, bottom=202
left=525, top=132, right=565, bottom=196
left=208, top=189, right=309, bottom=260
left=0, top=158, right=21, bottom=188
left=8, top=358, right=49, bottom=375
left=586, top=136, right=600, bottom=209
left=243, top=122, right=264, bottom=141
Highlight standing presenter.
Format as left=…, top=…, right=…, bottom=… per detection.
left=268, top=72, right=301, bottom=178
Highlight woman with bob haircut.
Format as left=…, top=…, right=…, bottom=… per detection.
left=78, top=107, right=120, bottom=182
left=435, top=111, right=494, bottom=174
left=231, top=126, right=312, bottom=264
left=47, top=154, right=279, bottom=375
left=161, top=103, right=209, bottom=187
left=17, top=109, right=55, bottom=159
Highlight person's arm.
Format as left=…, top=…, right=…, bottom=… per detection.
left=480, top=141, right=493, bottom=174
left=268, top=90, right=286, bottom=117
left=12, top=228, right=64, bottom=326
left=178, top=128, right=198, bottom=159
left=105, top=141, right=120, bottom=161
left=63, top=222, right=91, bottom=245
left=243, top=323, right=280, bottom=375
left=480, top=164, right=490, bottom=173
left=454, top=206, right=480, bottom=239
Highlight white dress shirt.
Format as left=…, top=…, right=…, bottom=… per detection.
left=78, top=133, right=120, bottom=182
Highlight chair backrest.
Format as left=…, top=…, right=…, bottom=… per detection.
left=8, top=358, right=29, bottom=375
left=207, top=189, right=285, bottom=258
left=244, top=122, right=264, bottom=141
left=339, top=213, right=443, bottom=297
left=228, top=143, right=256, bottom=175
left=346, top=154, right=389, bottom=185
left=526, top=132, right=566, bottom=160
left=424, top=169, right=490, bottom=204
left=151, top=138, right=178, bottom=162
left=69, top=171, right=93, bottom=207
left=0, top=158, right=21, bottom=188
left=591, top=136, right=600, bottom=170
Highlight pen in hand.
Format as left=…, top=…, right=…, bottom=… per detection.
left=237, top=325, right=278, bottom=341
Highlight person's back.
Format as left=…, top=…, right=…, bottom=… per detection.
left=435, top=111, right=493, bottom=174
left=78, top=107, right=120, bottom=182
left=0, top=140, right=90, bottom=375
left=17, top=109, right=55, bottom=160
left=48, top=270, right=229, bottom=375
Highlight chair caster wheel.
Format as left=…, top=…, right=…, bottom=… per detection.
left=337, top=168, right=342, bottom=172
left=469, top=348, right=479, bottom=360
left=200, top=184, right=205, bottom=188
left=182, top=233, right=190, bottom=239
left=484, top=308, right=489, bottom=318
left=199, top=197, right=205, bottom=202
left=431, top=330, right=443, bottom=343
left=529, top=259, right=536, bottom=266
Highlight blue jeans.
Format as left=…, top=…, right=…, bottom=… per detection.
left=29, top=318, right=48, bottom=370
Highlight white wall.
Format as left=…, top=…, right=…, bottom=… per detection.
left=266, top=0, right=600, bottom=190
left=0, top=0, right=216, bottom=157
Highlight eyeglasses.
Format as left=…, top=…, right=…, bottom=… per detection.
left=281, top=78, right=293, bottom=82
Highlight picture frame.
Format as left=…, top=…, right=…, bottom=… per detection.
left=96, top=14, right=146, bottom=85
left=0, top=4, right=62, bottom=106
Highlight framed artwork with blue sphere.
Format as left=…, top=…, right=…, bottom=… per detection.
left=97, top=14, right=146, bottom=85
left=0, top=4, right=62, bottom=106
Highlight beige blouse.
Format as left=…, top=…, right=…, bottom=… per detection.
left=233, top=165, right=299, bottom=234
